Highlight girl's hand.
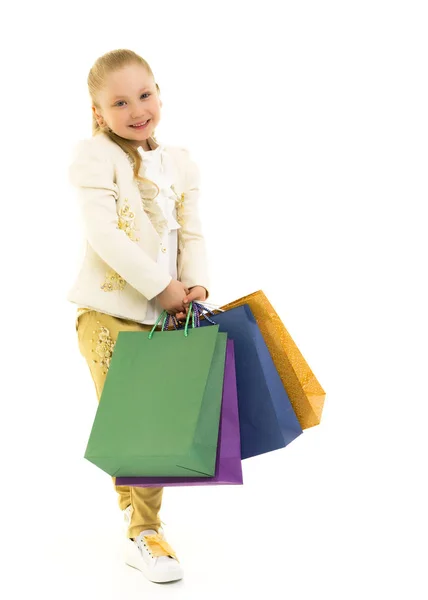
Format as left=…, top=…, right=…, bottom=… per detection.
left=175, top=286, right=208, bottom=321
left=157, top=279, right=189, bottom=314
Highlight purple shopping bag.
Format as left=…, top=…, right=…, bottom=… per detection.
left=115, top=339, right=243, bottom=487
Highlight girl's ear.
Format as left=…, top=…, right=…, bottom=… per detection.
left=92, top=105, right=103, bottom=125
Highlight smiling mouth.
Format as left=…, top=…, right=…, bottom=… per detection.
left=130, top=119, right=151, bottom=128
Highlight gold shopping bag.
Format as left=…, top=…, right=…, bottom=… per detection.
left=220, top=290, right=326, bottom=429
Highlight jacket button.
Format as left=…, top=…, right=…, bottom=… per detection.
left=177, top=249, right=181, bottom=254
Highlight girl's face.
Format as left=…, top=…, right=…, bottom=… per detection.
left=93, top=64, right=162, bottom=150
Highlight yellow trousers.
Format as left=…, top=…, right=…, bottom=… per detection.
left=76, top=309, right=164, bottom=539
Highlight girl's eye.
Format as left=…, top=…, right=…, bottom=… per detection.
left=116, top=93, right=150, bottom=107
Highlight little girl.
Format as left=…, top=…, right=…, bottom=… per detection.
left=68, top=48, right=209, bottom=584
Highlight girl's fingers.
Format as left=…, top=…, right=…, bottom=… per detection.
left=176, top=302, right=192, bottom=320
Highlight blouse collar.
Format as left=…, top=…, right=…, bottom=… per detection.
left=136, top=135, right=162, bottom=158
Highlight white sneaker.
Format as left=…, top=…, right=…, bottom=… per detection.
left=125, top=529, right=183, bottom=583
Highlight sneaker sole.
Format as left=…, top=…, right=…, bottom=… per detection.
left=124, top=539, right=183, bottom=584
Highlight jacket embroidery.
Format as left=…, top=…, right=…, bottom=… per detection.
left=101, top=199, right=137, bottom=292
left=138, top=181, right=168, bottom=237
left=117, top=198, right=139, bottom=242
left=171, top=185, right=185, bottom=227
left=101, top=270, right=126, bottom=292
left=171, top=185, right=185, bottom=253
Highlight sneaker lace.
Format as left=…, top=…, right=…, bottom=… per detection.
left=142, top=533, right=178, bottom=561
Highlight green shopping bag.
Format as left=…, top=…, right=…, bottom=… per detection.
left=84, top=306, right=227, bottom=478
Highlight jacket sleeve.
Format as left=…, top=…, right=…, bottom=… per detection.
left=177, top=149, right=210, bottom=299
left=68, top=139, right=171, bottom=301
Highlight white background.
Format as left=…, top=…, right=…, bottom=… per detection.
left=1, top=1, right=427, bottom=598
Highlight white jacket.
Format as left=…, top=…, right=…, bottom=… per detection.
left=67, top=132, right=209, bottom=324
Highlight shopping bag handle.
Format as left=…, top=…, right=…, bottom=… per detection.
left=167, top=301, right=224, bottom=330
left=188, top=301, right=225, bottom=326
left=148, top=302, right=196, bottom=339
left=161, top=312, right=179, bottom=331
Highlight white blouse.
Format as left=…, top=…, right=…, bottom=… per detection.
left=136, top=143, right=181, bottom=325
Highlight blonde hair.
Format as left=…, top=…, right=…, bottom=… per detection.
left=88, top=48, right=160, bottom=198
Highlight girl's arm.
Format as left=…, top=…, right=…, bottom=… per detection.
left=178, top=149, right=210, bottom=299
left=69, top=139, right=171, bottom=300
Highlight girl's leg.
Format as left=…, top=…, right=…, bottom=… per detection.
left=76, top=310, right=164, bottom=538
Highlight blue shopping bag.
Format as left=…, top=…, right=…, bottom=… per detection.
left=195, top=303, right=303, bottom=459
